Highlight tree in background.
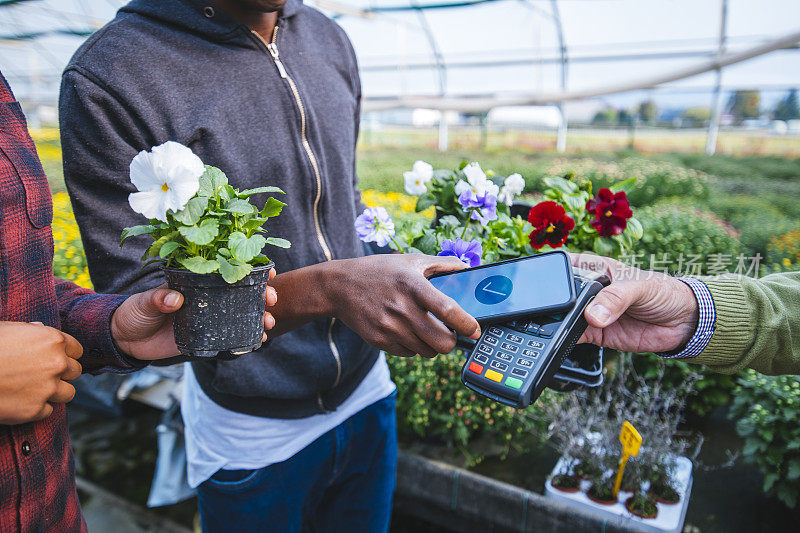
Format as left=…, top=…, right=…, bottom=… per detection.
left=592, top=107, right=619, bottom=126
left=727, top=90, right=761, bottom=124
left=681, top=106, right=712, bottom=128
left=637, top=100, right=658, bottom=124
left=773, top=89, right=800, bottom=121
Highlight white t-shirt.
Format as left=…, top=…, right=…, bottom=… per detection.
left=181, top=354, right=396, bottom=488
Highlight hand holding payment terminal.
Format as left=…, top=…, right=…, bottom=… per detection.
left=428, top=251, right=609, bottom=408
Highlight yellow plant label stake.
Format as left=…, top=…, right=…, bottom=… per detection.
left=613, top=421, right=642, bottom=497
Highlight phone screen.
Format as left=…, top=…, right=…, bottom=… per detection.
left=428, top=252, right=574, bottom=322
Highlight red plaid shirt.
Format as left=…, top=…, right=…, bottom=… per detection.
left=0, top=71, right=141, bottom=532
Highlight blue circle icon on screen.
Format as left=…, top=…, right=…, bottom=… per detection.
left=475, top=275, right=513, bottom=305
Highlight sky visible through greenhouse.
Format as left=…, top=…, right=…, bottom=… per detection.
left=1, top=0, right=799, bottom=110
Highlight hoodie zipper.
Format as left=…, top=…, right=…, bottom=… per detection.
left=252, top=26, right=342, bottom=400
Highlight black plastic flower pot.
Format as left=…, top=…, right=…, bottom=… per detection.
left=162, top=263, right=273, bottom=358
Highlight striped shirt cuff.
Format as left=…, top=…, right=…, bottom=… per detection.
left=658, top=277, right=716, bottom=360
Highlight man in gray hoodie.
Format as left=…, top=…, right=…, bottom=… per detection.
left=60, top=0, right=479, bottom=530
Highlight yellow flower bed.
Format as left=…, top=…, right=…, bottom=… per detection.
left=361, top=188, right=434, bottom=224
left=36, top=143, right=63, bottom=162
left=768, top=229, right=800, bottom=272
left=51, top=192, right=92, bottom=289
left=29, top=128, right=62, bottom=143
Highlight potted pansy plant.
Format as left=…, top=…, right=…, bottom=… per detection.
left=121, top=141, right=290, bottom=358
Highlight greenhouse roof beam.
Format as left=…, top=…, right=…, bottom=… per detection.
left=359, top=49, right=733, bottom=72
left=0, top=28, right=95, bottom=41
left=361, top=0, right=504, bottom=13
left=0, top=0, right=37, bottom=7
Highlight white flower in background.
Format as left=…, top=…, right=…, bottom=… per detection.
left=403, top=160, right=434, bottom=196
left=128, top=141, right=204, bottom=222
left=498, top=173, right=526, bottom=206
left=455, top=162, right=499, bottom=200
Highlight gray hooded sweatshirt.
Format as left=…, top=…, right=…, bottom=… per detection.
left=59, top=0, right=379, bottom=418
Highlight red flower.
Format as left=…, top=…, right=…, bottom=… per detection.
left=586, top=188, right=633, bottom=237
left=527, top=201, right=575, bottom=249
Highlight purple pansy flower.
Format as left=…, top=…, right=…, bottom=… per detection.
left=459, top=189, right=498, bottom=226
left=355, top=206, right=395, bottom=247
left=437, top=238, right=482, bottom=267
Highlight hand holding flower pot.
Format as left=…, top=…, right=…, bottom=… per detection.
left=121, top=141, right=290, bottom=358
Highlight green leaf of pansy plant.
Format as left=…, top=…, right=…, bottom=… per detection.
left=158, top=241, right=182, bottom=259
left=560, top=193, right=587, bottom=213
left=121, top=224, right=158, bottom=245
left=261, top=197, right=287, bottom=218
left=226, top=198, right=257, bottom=215
left=198, top=165, right=228, bottom=197
left=238, top=186, right=285, bottom=197
left=179, top=256, right=220, bottom=274
left=216, top=255, right=253, bottom=283
left=250, top=255, right=273, bottom=265
left=172, top=196, right=209, bottom=226
left=179, top=218, right=219, bottom=245
left=416, top=193, right=437, bottom=212
left=592, top=236, right=616, bottom=256
left=543, top=176, right=578, bottom=194
left=228, top=231, right=267, bottom=263
left=439, top=215, right=461, bottom=228
left=265, top=237, right=291, bottom=249
left=624, top=217, right=643, bottom=240
left=146, top=231, right=179, bottom=258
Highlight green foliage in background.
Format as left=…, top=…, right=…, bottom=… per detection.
left=730, top=371, right=800, bottom=508
left=543, top=157, right=711, bottom=206
left=698, top=195, right=800, bottom=259
left=671, top=153, right=800, bottom=183
left=635, top=204, right=743, bottom=275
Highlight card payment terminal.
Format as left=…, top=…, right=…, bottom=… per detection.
left=460, top=267, right=611, bottom=408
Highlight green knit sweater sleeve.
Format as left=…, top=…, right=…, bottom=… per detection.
left=691, top=271, right=800, bottom=375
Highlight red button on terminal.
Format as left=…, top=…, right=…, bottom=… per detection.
left=468, top=362, right=484, bottom=374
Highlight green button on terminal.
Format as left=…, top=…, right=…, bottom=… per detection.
left=505, top=376, right=523, bottom=389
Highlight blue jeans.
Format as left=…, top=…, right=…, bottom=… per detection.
left=196, top=392, right=398, bottom=533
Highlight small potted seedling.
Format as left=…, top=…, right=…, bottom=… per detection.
left=550, top=471, right=581, bottom=493
left=626, top=490, right=658, bottom=519
left=121, top=141, right=290, bottom=357
left=586, top=474, right=617, bottom=506
left=649, top=462, right=681, bottom=505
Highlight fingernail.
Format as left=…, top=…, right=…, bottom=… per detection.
left=164, top=292, right=181, bottom=307
left=265, top=314, right=275, bottom=329
left=588, top=303, right=611, bottom=324
left=470, top=326, right=481, bottom=339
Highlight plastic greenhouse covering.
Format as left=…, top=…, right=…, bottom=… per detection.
left=1, top=0, right=799, bottom=109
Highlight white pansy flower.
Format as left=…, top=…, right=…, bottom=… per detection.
left=498, top=173, right=525, bottom=206
left=455, top=162, right=499, bottom=200
left=403, top=160, right=433, bottom=196
left=462, top=161, right=486, bottom=185
left=128, top=141, right=204, bottom=222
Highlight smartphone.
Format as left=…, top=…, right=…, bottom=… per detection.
left=428, top=251, right=576, bottom=323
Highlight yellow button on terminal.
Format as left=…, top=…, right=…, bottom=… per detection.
left=485, top=369, right=503, bottom=382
